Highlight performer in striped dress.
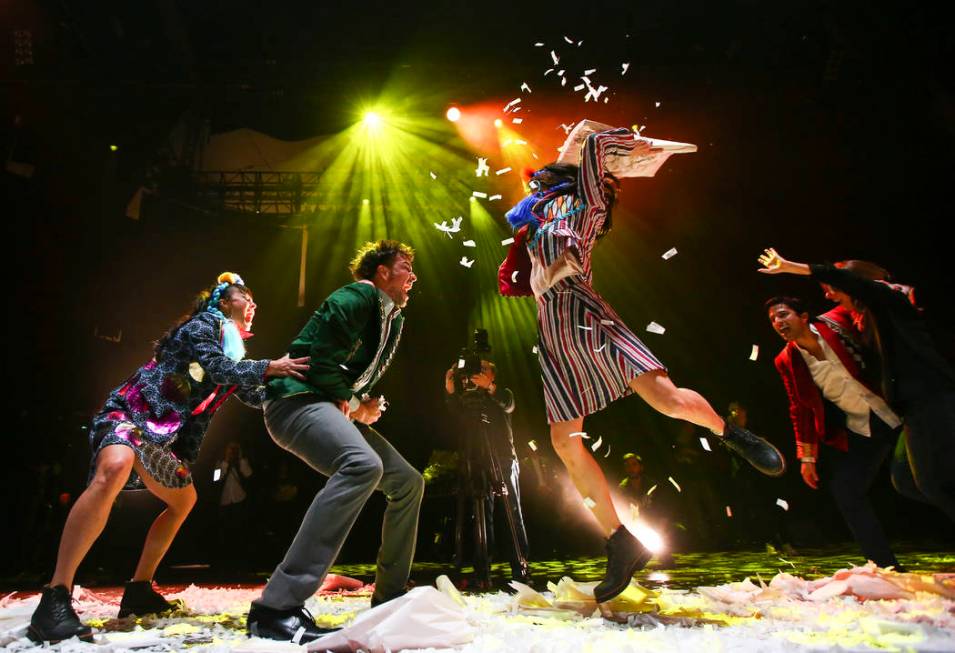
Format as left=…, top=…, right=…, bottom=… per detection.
left=501, top=124, right=785, bottom=602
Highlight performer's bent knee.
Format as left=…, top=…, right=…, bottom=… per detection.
left=91, top=447, right=134, bottom=488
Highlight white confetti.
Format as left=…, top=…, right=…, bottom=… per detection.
left=213, top=468, right=221, bottom=482
left=534, top=42, right=544, bottom=47
left=776, top=498, right=790, bottom=511
left=600, top=319, right=615, bottom=325
left=515, top=139, right=527, bottom=145
left=603, top=97, right=609, bottom=104
left=475, top=157, right=489, bottom=177
left=578, top=325, right=593, bottom=331
left=528, top=440, right=538, bottom=451
left=559, top=122, right=576, bottom=134
left=561, top=77, right=567, bottom=87
left=531, top=345, right=538, bottom=354
left=699, top=437, right=712, bottom=452
left=520, top=82, right=532, bottom=93
left=725, top=505, right=733, bottom=517
left=584, top=82, right=608, bottom=102
left=472, top=191, right=488, bottom=198
left=749, top=345, right=760, bottom=361
left=501, top=237, right=515, bottom=245
left=577, top=40, right=583, bottom=47
left=594, top=344, right=606, bottom=353
left=621, top=62, right=630, bottom=75
left=433, top=216, right=463, bottom=237
left=489, top=194, right=502, bottom=201
left=646, top=484, right=658, bottom=496
left=655, top=101, right=661, bottom=108
left=557, top=69, right=565, bottom=76
left=512, top=118, right=523, bottom=124
left=459, top=256, right=475, bottom=268
left=568, top=431, right=590, bottom=439
left=503, top=97, right=522, bottom=112
left=563, top=35, right=574, bottom=44
left=668, top=476, right=682, bottom=493
left=662, top=247, right=678, bottom=260
left=646, top=321, right=666, bottom=335
left=590, top=436, right=603, bottom=452
left=458, top=358, right=466, bottom=368
left=495, top=167, right=512, bottom=175
left=603, top=445, right=612, bottom=458
left=584, top=68, right=596, bottom=75
left=582, top=497, right=596, bottom=509
left=573, top=83, right=586, bottom=92
left=550, top=50, right=559, bottom=65
left=544, top=68, right=554, bottom=76
left=511, top=270, right=519, bottom=283
left=429, top=171, right=437, bottom=180
left=512, top=106, right=522, bottom=113
left=462, top=240, right=476, bottom=247
left=532, top=152, right=539, bottom=159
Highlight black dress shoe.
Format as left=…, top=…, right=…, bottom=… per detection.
left=27, top=585, right=93, bottom=643
left=593, top=526, right=653, bottom=603
left=118, top=580, right=181, bottom=618
left=247, top=603, right=339, bottom=643
left=720, top=422, right=786, bottom=477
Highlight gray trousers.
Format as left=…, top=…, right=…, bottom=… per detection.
left=255, top=396, right=424, bottom=610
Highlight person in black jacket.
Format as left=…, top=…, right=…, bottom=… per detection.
left=759, top=248, right=955, bottom=522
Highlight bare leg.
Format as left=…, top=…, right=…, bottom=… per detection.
left=51, top=445, right=135, bottom=588
left=130, top=460, right=197, bottom=582
left=550, top=418, right=620, bottom=537
left=629, top=370, right=725, bottom=434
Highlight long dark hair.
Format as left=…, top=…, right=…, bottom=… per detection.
left=834, top=260, right=892, bottom=347
left=153, top=282, right=251, bottom=358
left=534, top=163, right=619, bottom=239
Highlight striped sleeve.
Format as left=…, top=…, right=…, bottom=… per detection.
left=578, top=128, right=638, bottom=241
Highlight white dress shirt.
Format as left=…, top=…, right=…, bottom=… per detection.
left=797, top=325, right=901, bottom=437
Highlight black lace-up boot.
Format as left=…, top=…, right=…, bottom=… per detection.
left=118, top=580, right=181, bottom=617
left=720, top=422, right=786, bottom=477
left=593, top=526, right=653, bottom=603
left=28, top=585, right=93, bottom=643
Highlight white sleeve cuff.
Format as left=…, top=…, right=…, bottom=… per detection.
left=348, top=395, right=361, bottom=412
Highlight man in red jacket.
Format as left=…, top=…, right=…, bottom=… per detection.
left=767, top=296, right=903, bottom=568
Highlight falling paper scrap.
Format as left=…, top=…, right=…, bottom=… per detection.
left=584, top=68, right=596, bottom=75
left=551, top=50, right=559, bottom=65
left=621, top=62, right=630, bottom=75
left=459, top=257, right=475, bottom=269
left=458, top=359, right=466, bottom=368
left=429, top=171, right=437, bottom=180
left=569, top=431, right=590, bottom=439
left=489, top=194, right=502, bottom=201
left=668, top=476, right=682, bottom=492
left=699, top=437, right=712, bottom=452
left=564, top=35, right=574, bottom=44
left=433, top=216, right=463, bottom=237
left=557, top=119, right=697, bottom=177
left=472, top=191, right=488, bottom=198
left=531, top=345, right=538, bottom=354
left=655, top=101, right=661, bottom=107
left=534, top=42, right=544, bottom=47
left=647, top=484, right=658, bottom=496
left=574, top=84, right=585, bottom=92
left=521, top=82, right=532, bottom=93
left=750, top=345, right=759, bottom=361
left=511, top=271, right=519, bottom=283
left=603, top=445, right=612, bottom=458
left=726, top=506, right=733, bottom=517
left=590, top=436, right=603, bottom=452
left=213, top=468, right=221, bottom=482
left=496, top=167, right=512, bottom=175
left=584, top=83, right=609, bottom=103
left=776, top=498, right=790, bottom=511
left=503, top=97, right=522, bottom=112
left=559, top=122, right=576, bottom=134
left=601, top=319, right=615, bottom=325
left=462, top=240, right=476, bottom=248
left=528, top=440, right=538, bottom=451
left=512, top=118, right=523, bottom=124
left=646, top=321, right=666, bottom=335
left=501, top=237, right=515, bottom=246
left=583, top=497, right=597, bottom=509
left=662, top=247, right=678, bottom=260
left=578, top=325, right=593, bottom=331
left=475, top=157, right=490, bottom=177
left=595, top=344, right=606, bottom=353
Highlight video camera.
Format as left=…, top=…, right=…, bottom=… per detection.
left=454, top=328, right=491, bottom=393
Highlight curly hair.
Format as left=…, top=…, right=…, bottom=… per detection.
left=348, top=240, right=415, bottom=281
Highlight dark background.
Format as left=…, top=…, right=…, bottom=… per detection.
left=3, top=0, right=954, bottom=584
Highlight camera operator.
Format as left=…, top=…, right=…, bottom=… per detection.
left=444, top=354, right=530, bottom=585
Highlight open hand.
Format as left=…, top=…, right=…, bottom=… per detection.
left=266, top=354, right=310, bottom=380
left=352, top=396, right=383, bottom=425
left=757, top=248, right=809, bottom=276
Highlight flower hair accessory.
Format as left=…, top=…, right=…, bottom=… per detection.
left=206, top=271, right=247, bottom=361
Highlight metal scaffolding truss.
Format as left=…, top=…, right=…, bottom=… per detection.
left=193, top=171, right=324, bottom=215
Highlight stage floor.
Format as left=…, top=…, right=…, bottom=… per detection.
left=3, top=548, right=954, bottom=652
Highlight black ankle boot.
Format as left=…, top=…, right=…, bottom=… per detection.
left=247, top=603, right=339, bottom=642
left=28, top=585, right=93, bottom=643
left=593, top=526, right=653, bottom=603
left=118, top=580, right=179, bottom=618
left=720, top=422, right=786, bottom=477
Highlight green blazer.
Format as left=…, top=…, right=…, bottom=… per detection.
left=267, top=281, right=404, bottom=404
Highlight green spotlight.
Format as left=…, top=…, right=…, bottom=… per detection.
left=363, top=111, right=383, bottom=128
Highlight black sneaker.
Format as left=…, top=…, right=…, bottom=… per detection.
left=720, top=422, right=786, bottom=477
left=27, top=585, right=93, bottom=643
left=118, top=580, right=181, bottom=618
left=247, top=603, right=339, bottom=643
left=593, top=526, right=653, bottom=603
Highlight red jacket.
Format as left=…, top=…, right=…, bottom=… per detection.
left=773, top=307, right=878, bottom=460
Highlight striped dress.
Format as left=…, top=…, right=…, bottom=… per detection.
left=530, top=128, right=665, bottom=423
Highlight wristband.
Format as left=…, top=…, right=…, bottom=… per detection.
left=800, top=457, right=816, bottom=463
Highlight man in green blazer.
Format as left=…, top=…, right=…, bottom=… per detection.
left=247, top=240, right=423, bottom=643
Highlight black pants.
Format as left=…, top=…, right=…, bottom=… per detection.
left=891, top=391, right=955, bottom=523
left=820, top=413, right=899, bottom=568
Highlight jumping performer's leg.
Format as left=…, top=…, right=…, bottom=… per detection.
left=131, top=462, right=197, bottom=582
left=629, top=370, right=724, bottom=434
left=550, top=417, right=620, bottom=536
left=50, top=444, right=135, bottom=589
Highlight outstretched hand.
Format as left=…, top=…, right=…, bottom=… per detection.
left=757, top=248, right=810, bottom=276
left=265, top=354, right=310, bottom=380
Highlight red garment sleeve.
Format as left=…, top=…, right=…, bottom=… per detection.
left=775, top=354, right=819, bottom=460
